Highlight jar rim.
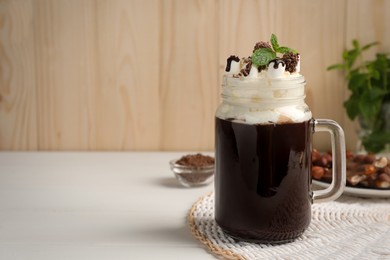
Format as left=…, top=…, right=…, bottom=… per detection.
left=222, top=74, right=306, bottom=89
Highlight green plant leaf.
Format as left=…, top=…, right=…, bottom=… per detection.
left=370, top=69, right=380, bottom=80
left=362, top=131, right=390, bottom=153
left=327, top=64, right=346, bottom=71
left=346, top=49, right=360, bottom=68
left=270, top=34, right=279, bottom=52
left=373, top=54, right=389, bottom=73
left=251, top=48, right=277, bottom=67
left=327, top=39, right=390, bottom=153
left=347, top=71, right=368, bottom=91
left=362, top=41, right=379, bottom=50
left=358, top=88, right=387, bottom=126
left=278, top=46, right=298, bottom=54
left=362, top=139, right=385, bottom=153
left=359, top=102, right=379, bottom=127
left=343, top=97, right=360, bottom=120
left=364, top=131, right=390, bottom=142
left=342, top=50, right=349, bottom=62
left=352, top=39, right=360, bottom=50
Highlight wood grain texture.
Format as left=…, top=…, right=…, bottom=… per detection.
left=0, top=0, right=37, bottom=150
left=93, top=0, right=160, bottom=150
left=0, top=0, right=389, bottom=151
left=160, top=0, right=219, bottom=150
left=33, top=0, right=97, bottom=150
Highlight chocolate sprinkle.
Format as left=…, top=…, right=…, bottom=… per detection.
left=282, top=52, right=299, bottom=73
left=225, top=55, right=240, bottom=72
left=253, top=41, right=272, bottom=53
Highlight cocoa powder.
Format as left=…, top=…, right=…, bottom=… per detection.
left=176, top=153, right=214, bottom=167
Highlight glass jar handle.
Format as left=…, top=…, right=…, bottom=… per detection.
left=312, top=119, right=346, bottom=203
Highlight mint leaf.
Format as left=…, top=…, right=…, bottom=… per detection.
left=270, top=34, right=279, bottom=52
left=278, top=46, right=298, bottom=54
left=270, top=34, right=299, bottom=54
left=252, top=48, right=277, bottom=67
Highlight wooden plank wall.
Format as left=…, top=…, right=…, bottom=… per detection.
left=0, top=0, right=389, bottom=151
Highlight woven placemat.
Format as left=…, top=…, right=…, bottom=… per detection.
left=188, top=192, right=390, bottom=260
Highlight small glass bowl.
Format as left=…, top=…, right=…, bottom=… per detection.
left=169, top=159, right=215, bottom=187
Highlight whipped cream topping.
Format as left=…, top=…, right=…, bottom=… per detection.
left=296, top=55, right=301, bottom=73
left=216, top=76, right=312, bottom=125
left=219, top=42, right=309, bottom=125
left=267, top=59, right=286, bottom=78
left=224, top=56, right=301, bottom=79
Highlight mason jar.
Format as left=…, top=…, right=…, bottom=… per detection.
left=214, top=74, right=346, bottom=243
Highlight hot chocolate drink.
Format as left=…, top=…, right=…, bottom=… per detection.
left=215, top=118, right=312, bottom=242
left=215, top=34, right=345, bottom=243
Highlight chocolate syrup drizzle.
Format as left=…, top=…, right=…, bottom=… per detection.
left=225, top=55, right=240, bottom=72
left=269, top=58, right=285, bottom=69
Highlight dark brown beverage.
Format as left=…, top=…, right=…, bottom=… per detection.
left=215, top=117, right=313, bottom=243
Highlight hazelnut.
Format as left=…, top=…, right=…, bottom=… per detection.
left=346, top=151, right=354, bottom=160
left=364, top=153, right=376, bottom=164
left=356, top=164, right=376, bottom=175
left=375, top=179, right=390, bottom=189
left=311, top=150, right=389, bottom=189
left=346, top=161, right=358, bottom=171
left=319, top=154, right=332, bottom=168
left=360, top=178, right=375, bottom=187
left=324, top=153, right=332, bottom=161
left=363, top=165, right=376, bottom=175
left=347, top=174, right=366, bottom=186
left=374, top=157, right=388, bottom=168
left=322, top=167, right=332, bottom=181
left=377, top=166, right=390, bottom=175
left=311, top=166, right=325, bottom=180
left=353, top=154, right=366, bottom=163
left=378, top=173, right=390, bottom=182
left=312, top=149, right=321, bottom=163
left=318, top=157, right=327, bottom=167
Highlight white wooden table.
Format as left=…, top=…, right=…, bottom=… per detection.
left=0, top=152, right=216, bottom=260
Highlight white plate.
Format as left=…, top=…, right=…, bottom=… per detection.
left=313, top=180, right=390, bottom=198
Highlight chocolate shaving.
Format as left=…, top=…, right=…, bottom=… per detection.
left=253, top=41, right=272, bottom=52
left=282, top=52, right=299, bottom=73
left=225, top=55, right=240, bottom=72
left=240, top=57, right=252, bottom=76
